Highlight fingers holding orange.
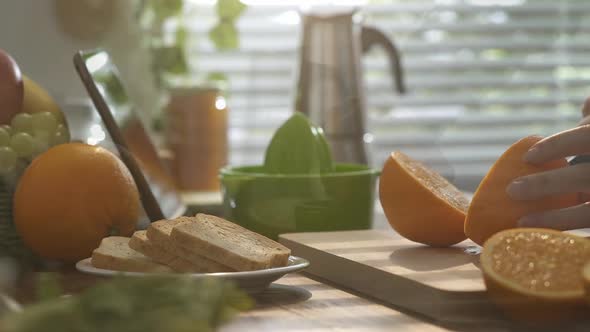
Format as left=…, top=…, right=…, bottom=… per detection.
left=524, top=125, right=590, bottom=164
left=465, top=135, right=577, bottom=245
left=517, top=202, right=590, bottom=230
left=506, top=163, right=590, bottom=201
left=582, top=97, right=590, bottom=118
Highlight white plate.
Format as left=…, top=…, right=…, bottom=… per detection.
left=76, top=256, right=309, bottom=294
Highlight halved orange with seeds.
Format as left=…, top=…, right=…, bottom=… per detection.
left=481, top=228, right=590, bottom=323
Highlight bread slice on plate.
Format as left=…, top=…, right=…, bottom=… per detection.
left=91, top=236, right=172, bottom=273
left=128, top=231, right=198, bottom=273
left=146, top=218, right=233, bottom=273
left=170, top=214, right=291, bottom=271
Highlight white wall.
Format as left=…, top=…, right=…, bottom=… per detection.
left=0, top=1, right=159, bottom=127
left=0, top=0, right=99, bottom=102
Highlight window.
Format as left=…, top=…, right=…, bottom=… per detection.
left=186, top=1, right=586, bottom=191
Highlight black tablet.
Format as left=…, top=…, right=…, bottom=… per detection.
left=73, top=49, right=185, bottom=222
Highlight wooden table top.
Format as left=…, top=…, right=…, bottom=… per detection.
left=7, top=212, right=518, bottom=332
left=222, top=273, right=457, bottom=332
left=13, top=267, right=577, bottom=332
left=220, top=210, right=500, bottom=332
left=11, top=269, right=483, bottom=332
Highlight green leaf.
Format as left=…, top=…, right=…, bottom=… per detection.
left=152, top=114, right=165, bottom=132
left=2, top=276, right=252, bottom=332
left=175, top=25, right=188, bottom=46
left=152, top=46, right=188, bottom=75
left=209, top=21, right=239, bottom=50
left=217, top=0, right=246, bottom=20
left=150, top=0, right=183, bottom=21
left=207, top=72, right=228, bottom=83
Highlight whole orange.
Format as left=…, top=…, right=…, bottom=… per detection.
left=14, top=142, right=141, bottom=262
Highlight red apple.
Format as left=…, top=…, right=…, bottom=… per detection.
left=0, top=49, right=24, bottom=125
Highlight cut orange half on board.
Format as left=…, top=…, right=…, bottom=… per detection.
left=481, top=228, right=590, bottom=323
left=465, top=135, right=577, bottom=246
left=379, top=151, right=469, bottom=247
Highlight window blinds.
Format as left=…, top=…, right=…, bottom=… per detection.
left=185, top=1, right=586, bottom=191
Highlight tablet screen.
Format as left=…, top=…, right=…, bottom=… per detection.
left=74, top=49, right=185, bottom=221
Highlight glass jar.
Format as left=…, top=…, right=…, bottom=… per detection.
left=165, top=85, right=228, bottom=191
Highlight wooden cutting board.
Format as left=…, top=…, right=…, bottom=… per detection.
left=279, top=230, right=507, bottom=326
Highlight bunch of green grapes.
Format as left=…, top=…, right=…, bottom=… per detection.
left=0, top=112, right=70, bottom=174
left=0, top=112, right=67, bottom=267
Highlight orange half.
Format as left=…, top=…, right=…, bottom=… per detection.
left=481, top=228, right=590, bottom=323
left=465, top=135, right=577, bottom=245
left=379, top=151, right=469, bottom=247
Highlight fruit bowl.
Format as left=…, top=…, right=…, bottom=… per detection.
left=0, top=50, right=71, bottom=266
left=0, top=110, right=71, bottom=266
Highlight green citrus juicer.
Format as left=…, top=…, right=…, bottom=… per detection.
left=220, top=112, right=379, bottom=240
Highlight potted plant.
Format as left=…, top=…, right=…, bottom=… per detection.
left=137, top=0, right=247, bottom=191
left=80, top=0, right=245, bottom=191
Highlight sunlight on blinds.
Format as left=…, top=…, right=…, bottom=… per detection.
left=187, top=0, right=367, bottom=5
left=185, top=1, right=587, bottom=191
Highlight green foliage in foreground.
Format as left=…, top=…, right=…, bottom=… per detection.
left=2, top=275, right=252, bottom=332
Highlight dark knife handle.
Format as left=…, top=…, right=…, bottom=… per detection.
left=569, top=155, right=590, bottom=165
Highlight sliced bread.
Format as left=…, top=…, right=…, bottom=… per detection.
left=91, top=236, right=172, bottom=273
left=170, top=214, right=291, bottom=271
left=146, top=218, right=233, bottom=273
left=128, top=231, right=199, bottom=273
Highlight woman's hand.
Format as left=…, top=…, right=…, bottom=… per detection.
left=505, top=98, right=590, bottom=230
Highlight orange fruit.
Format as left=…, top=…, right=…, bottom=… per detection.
left=14, top=142, right=141, bottom=262
left=379, top=151, right=469, bottom=247
left=481, top=228, right=590, bottom=323
left=465, top=135, right=577, bottom=246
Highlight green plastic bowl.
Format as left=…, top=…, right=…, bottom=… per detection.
left=219, top=164, right=380, bottom=240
